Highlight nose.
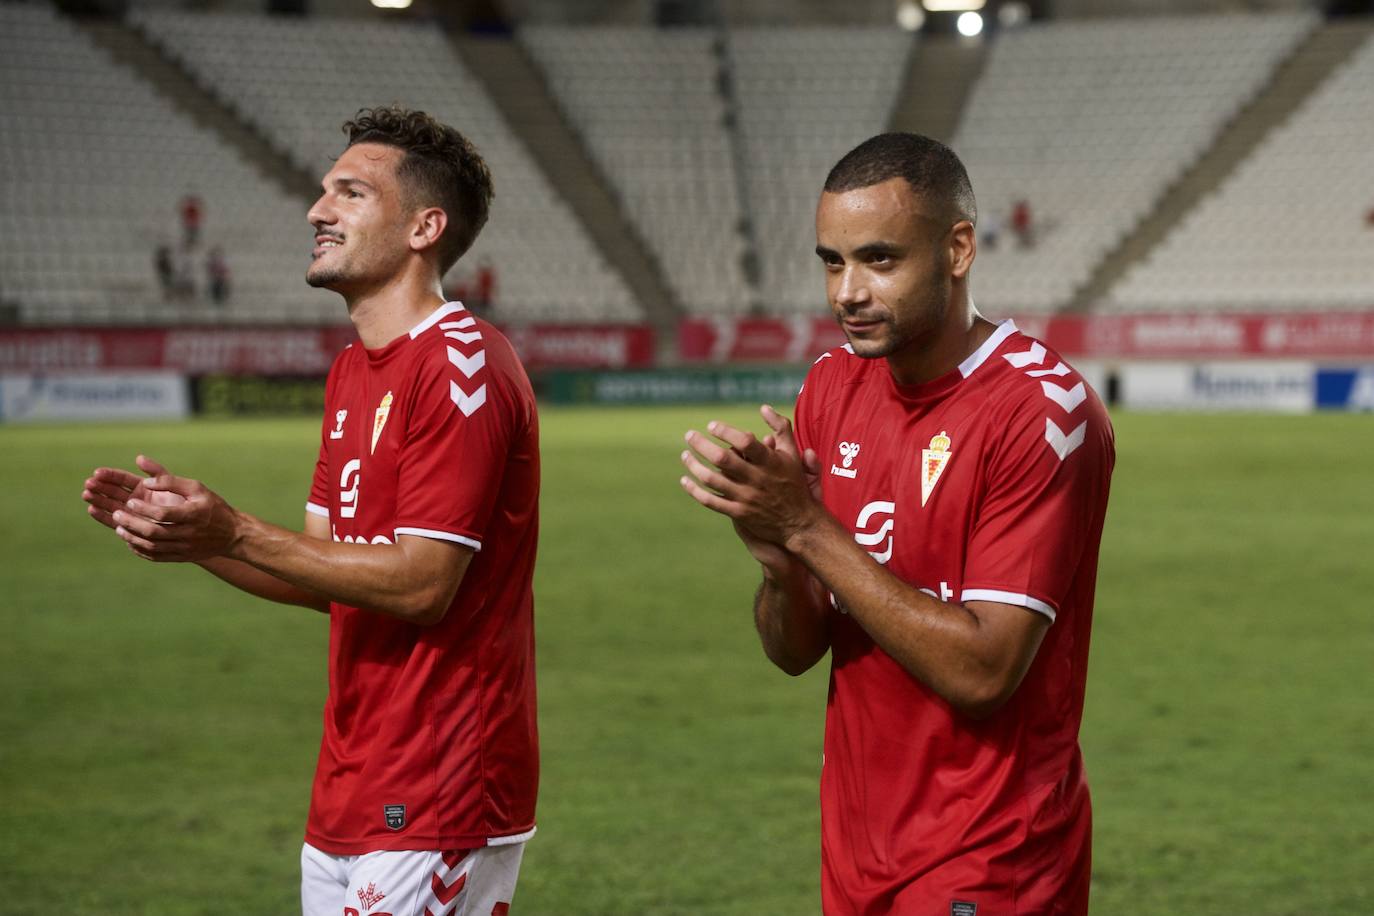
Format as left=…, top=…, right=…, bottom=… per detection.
left=833, top=266, right=868, bottom=310
left=307, top=193, right=334, bottom=231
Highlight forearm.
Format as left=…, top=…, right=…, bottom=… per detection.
left=784, top=514, right=1019, bottom=715
left=228, top=512, right=459, bottom=625
left=197, top=556, right=330, bottom=613
left=754, top=558, right=830, bottom=676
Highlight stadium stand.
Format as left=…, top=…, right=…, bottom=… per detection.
left=1104, top=29, right=1374, bottom=312
left=0, top=2, right=333, bottom=325
left=952, top=12, right=1318, bottom=314
left=128, top=9, right=640, bottom=323
left=730, top=27, right=913, bottom=314
left=520, top=26, right=754, bottom=315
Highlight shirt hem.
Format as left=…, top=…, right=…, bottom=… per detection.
left=304, top=823, right=536, bottom=856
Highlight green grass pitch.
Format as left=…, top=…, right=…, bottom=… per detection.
left=1, top=407, right=1371, bottom=914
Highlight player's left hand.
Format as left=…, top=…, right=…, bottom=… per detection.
left=102, top=455, right=243, bottom=563
left=680, top=418, right=821, bottom=547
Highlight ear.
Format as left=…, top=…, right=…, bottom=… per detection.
left=949, top=219, right=976, bottom=280
left=409, top=206, right=448, bottom=257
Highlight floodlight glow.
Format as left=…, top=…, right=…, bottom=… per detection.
left=896, top=0, right=926, bottom=31
left=922, top=0, right=985, bottom=12
left=371, top=0, right=412, bottom=8
left=956, top=11, right=984, bottom=36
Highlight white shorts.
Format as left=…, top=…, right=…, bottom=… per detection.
left=301, top=841, right=526, bottom=916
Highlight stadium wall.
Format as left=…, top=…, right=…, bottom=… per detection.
left=3, top=313, right=1373, bottom=417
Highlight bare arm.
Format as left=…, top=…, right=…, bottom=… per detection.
left=86, top=462, right=331, bottom=614
left=751, top=556, right=831, bottom=676
left=781, top=508, right=1047, bottom=718
left=683, top=415, right=1047, bottom=718
left=192, top=512, right=334, bottom=613
left=88, top=457, right=471, bottom=626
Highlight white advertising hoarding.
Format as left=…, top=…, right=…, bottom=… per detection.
left=0, top=371, right=190, bottom=423
left=1119, top=362, right=1314, bottom=412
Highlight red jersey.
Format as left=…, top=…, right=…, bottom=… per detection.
left=305, top=301, right=539, bottom=855
left=794, top=320, right=1114, bottom=914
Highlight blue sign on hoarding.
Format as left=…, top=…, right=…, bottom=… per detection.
left=1314, top=368, right=1374, bottom=410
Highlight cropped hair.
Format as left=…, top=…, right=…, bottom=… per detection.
left=824, top=133, right=976, bottom=225
left=342, top=106, right=494, bottom=273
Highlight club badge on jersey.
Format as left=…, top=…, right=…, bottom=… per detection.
left=920, top=430, right=953, bottom=506
left=371, top=391, right=393, bottom=454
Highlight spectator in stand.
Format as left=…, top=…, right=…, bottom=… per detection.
left=1010, top=198, right=1034, bottom=249
left=207, top=247, right=231, bottom=306
left=173, top=244, right=196, bottom=302
left=180, top=194, right=204, bottom=249
left=154, top=243, right=174, bottom=301
left=1365, top=205, right=1374, bottom=227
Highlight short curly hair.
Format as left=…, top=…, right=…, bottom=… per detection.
left=342, top=106, right=494, bottom=274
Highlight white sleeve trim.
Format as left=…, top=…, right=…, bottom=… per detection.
left=487, top=826, right=536, bottom=846
left=305, top=501, right=329, bottom=518
left=394, top=526, right=481, bottom=551
left=961, top=588, right=1056, bottom=623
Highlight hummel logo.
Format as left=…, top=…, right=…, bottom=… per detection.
left=831, top=441, right=861, bottom=478
left=357, top=882, right=387, bottom=912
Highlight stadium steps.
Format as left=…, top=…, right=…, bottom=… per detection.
left=448, top=34, right=684, bottom=353
left=73, top=17, right=319, bottom=206
left=888, top=34, right=987, bottom=144
left=1066, top=18, right=1374, bottom=314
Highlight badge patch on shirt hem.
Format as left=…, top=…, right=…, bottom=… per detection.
left=383, top=804, right=406, bottom=830
left=951, top=902, right=977, bottom=916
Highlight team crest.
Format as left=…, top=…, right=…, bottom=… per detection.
left=371, top=391, right=393, bottom=454
left=920, top=430, right=952, bottom=507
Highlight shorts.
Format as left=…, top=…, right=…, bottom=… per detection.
left=301, top=840, right=526, bottom=916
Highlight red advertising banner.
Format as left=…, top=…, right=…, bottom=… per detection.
left=503, top=324, right=656, bottom=370
left=0, top=324, right=656, bottom=373
left=679, top=312, right=1374, bottom=362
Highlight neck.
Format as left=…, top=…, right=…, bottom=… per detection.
left=886, top=291, right=994, bottom=387
left=343, top=266, right=446, bottom=350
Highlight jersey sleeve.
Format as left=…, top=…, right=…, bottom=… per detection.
left=391, top=353, right=523, bottom=551
left=960, top=383, right=1113, bottom=623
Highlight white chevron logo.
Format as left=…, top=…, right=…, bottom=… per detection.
left=1045, top=418, right=1087, bottom=460
left=444, top=329, right=482, bottom=345
left=447, top=346, right=485, bottom=378
left=449, top=379, right=487, bottom=417
left=1040, top=380, right=1087, bottom=413
left=440, top=316, right=477, bottom=330
left=1026, top=361, right=1070, bottom=378
left=1003, top=342, right=1046, bottom=369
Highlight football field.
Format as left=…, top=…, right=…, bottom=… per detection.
left=1, top=407, right=1371, bottom=914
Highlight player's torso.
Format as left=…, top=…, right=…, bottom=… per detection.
left=322, top=347, right=414, bottom=547
left=815, top=372, right=994, bottom=662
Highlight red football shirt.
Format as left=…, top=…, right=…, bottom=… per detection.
left=304, top=301, right=539, bottom=855
left=794, top=320, right=1114, bottom=914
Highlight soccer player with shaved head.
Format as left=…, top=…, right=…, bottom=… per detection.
left=682, top=133, right=1114, bottom=913
left=84, top=107, right=539, bottom=914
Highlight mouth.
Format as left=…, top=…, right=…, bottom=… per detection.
left=312, top=236, right=343, bottom=259
left=840, top=315, right=885, bottom=334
